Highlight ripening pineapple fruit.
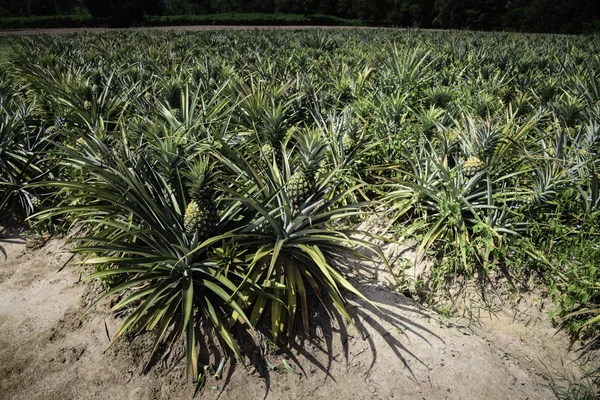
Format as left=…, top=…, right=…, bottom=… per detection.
left=342, top=133, right=355, bottom=153
left=288, top=129, right=328, bottom=208
left=288, top=170, right=311, bottom=206
left=184, top=201, right=218, bottom=237
left=75, top=136, right=86, bottom=150
left=462, top=156, right=485, bottom=177
left=30, top=195, right=42, bottom=210
left=183, top=158, right=218, bottom=238
left=261, top=126, right=295, bottom=168
left=261, top=142, right=278, bottom=165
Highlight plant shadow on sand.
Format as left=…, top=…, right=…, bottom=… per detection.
left=127, top=266, right=441, bottom=400
left=200, top=257, right=441, bottom=399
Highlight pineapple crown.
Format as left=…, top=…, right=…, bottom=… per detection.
left=261, top=106, right=293, bottom=145
left=457, top=116, right=501, bottom=161
left=183, top=157, right=215, bottom=201
left=295, top=128, right=328, bottom=175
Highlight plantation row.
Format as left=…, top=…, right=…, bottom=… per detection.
left=1, top=29, right=599, bottom=382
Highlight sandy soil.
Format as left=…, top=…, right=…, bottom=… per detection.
left=0, top=230, right=589, bottom=400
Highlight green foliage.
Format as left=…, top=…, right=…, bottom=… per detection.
left=148, top=13, right=361, bottom=27
left=0, top=15, right=95, bottom=29
left=545, top=367, right=600, bottom=400
left=3, top=28, right=600, bottom=389
left=0, top=84, right=56, bottom=223
left=503, top=0, right=600, bottom=34
left=0, top=0, right=598, bottom=32
left=214, top=142, right=386, bottom=340
left=0, top=13, right=361, bottom=30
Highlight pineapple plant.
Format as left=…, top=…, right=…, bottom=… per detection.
left=425, top=86, right=453, bottom=109
left=183, top=158, right=218, bottom=238
left=445, top=128, right=460, bottom=145
left=288, top=129, right=328, bottom=208
left=260, top=115, right=294, bottom=167
left=455, top=115, right=506, bottom=178
left=10, top=26, right=600, bottom=390
left=161, top=77, right=184, bottom=110
left=341, top=107, right=364, bottom=154
left=418, top=105, right=445, bottom=137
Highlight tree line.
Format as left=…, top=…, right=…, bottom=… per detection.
left=1, top=0, right=598, bottom=33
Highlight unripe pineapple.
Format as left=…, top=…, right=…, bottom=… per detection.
left=30, top=195, right=42, bottom=209
left=388, top=120, right=400, bottom=136
left=261, top=142, right=279, bottom=165
left=55, top=115, right=66, bottom=128
left=288, top=129, right=327, bottom=207
left=75, top=137, right=86, bottom=150
left=288, top=170, right=311, bottom=207
left=184, top=200, right=217, bottom=238
left=462, top=156, right=485, bottom=177
left=183, top=158, right=218, bottom=238
left=342, top=134, right=355, bottom=152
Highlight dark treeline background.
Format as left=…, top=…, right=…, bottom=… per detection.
left=1, top=0, right=599, bottom=33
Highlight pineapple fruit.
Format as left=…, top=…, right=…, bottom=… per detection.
left=30, top=195, right=42, bottom=210
left=462, top=156, right=485, bottom=177
left=288, top=129, right=328, bottom=208
left=184, top=200, right=217, bottom=237
left=261, top=142, right=278, bottom=165
left=342, top=134, right=355, bottom=153
left=183, top=158, right=218, bottom=238
left=288, top=170, right=311, bottom=206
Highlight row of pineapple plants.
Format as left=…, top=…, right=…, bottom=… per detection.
left=1, top=28, right=599, bottom=385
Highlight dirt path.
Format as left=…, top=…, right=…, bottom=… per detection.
left=0, top=234, right=586, bottom=399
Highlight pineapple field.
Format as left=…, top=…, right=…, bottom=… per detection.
left=1, top=28, right=600, bottom=399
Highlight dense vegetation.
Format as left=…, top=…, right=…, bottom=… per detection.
left=1, top=29, right=599, bottom=387
left=1, top=0, right=599, bottom=33
left=0, top=13, right=360, bottom=30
